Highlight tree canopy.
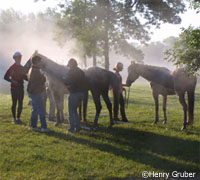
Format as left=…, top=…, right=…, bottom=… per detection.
left=165, top=26, right=200, bottom=75
left=52, top=0, right=186, bottom=69
left=187, top=0, right=200, bottom=13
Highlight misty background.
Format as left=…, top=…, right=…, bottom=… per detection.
left=0, top=8, right=180, bottom=93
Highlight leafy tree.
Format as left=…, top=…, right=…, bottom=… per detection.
left=187, top=0, right=200, bottom=13
left=140, top=36, right=177, bottom=66
left=54, top=0, right=101, bottom=67
left=0, top=9, right=25, bottom=32
left=165, top=26, right=200, bottom=75
left=35, top=0, right=186, bottom=70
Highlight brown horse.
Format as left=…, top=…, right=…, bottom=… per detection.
left=83, top=67, right=120, bottom=128
left=126, top=62, right=197, bottom=130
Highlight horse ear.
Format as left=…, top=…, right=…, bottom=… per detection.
left=33, top=50, right=38, bottom=56
left=131, top=61, right=135, bottom=65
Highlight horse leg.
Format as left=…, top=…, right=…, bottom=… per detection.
left=152, top=92, right=159, bottom=124
left=187, top=90, right=195, bottom=125
left=55, top=106, right=61, bottom=126
left=92, top=91, right=102, bottom=128
left=178, top=93, right=187, bottom=130
left=162, top=95, right=167, bottom=124
left=83, top=91, right=88, bottom=122
left=54, top=94, right=62, bottom=126
left=78, top=101, right=82, bottom=121
left=60, top=94, right=64, bottom=123
left=48, top=89, right=56, bottom=121
left=102, top=92, right=113, bottom=128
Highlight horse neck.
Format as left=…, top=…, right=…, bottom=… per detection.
left=135, top=64, right=174, bottom=89
left=40, top=55, right=68, bottom=79
left=136, top=64, right=156, bottom=82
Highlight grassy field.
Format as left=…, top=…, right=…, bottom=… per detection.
left=0, top=83, right=199, bottom=180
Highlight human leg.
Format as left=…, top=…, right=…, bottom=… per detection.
left=120, top=93, right=128, bottom=122
left=11, top=89, right=17, bottom=122
left=17, top=88, right=24, bottom=121
left=29, top=93, right=39, bottom=128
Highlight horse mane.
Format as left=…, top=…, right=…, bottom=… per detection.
left=129, top=63, right=171, bottom=74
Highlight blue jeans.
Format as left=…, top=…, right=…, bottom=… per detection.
left=29, top=93, right=47, bottom=129
left=68, top=92, right=84, bottom=131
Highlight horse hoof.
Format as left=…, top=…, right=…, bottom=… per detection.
left=152, top=121, right=158, bottom=125
left=91, top=127, right=97, bottom=131
left=181, top=126, right=186, bottom=130
left=108, top=125, right=113, bottom=129
left=186, top=121, right=193, bottom=126
left=54, top=122, right=61, bottom=127
left=163, top=121, right=167, bottom=124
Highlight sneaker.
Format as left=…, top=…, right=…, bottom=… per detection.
left=29, top=127, right=40, bottom=131
left=16, top=118, right=22, bottom=124
left=67, top=128, right=75, bottom=134
left=122, top=118, right=129, bottom=122
left=75, top=127, right=81, bottom=133
left=41, top=128, right=49, bottom=133
left=12, top=118, right=17, bottom=124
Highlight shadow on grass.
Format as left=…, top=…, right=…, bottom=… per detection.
left=46, top=126, right=199, bottom=174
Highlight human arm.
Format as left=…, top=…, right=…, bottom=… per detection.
left=4, top=67, right=12, bottom=82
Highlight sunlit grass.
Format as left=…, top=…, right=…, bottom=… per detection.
left=0, top=83, right=199, bottom=180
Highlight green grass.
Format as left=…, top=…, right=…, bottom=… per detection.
left=0, top=83, right=199, bottom=180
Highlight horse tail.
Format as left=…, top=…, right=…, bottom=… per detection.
left=83, top=90, right=88, bottom=122
left=187, top=90, right=195, bottom=125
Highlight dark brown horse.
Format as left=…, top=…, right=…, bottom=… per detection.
left=126, top=62, right=197, bottom=130
left=83, top=67, right=120, bottom=128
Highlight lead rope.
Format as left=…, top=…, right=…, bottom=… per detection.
left=126, top=87, right=130, bottom=109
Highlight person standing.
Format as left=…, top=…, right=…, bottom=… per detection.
left=27, top=55, right=48, bottom=132
left=64, top=58, right=87, bottom=133
left=4, top=52, right=27, bottom=124
left=113, top=62, right=128, bottom=122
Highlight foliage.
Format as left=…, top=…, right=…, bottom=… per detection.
left=0, top=9, right=25, bottom=32
left=141, top=36, right=177, bottom=66
left=53, top=0, right=186, bottom=69
left=187, top=0, right=200, bottom=13
left=165, top=26, right=200, bottom=75
left=0, top=84, right=199, bottom=179
left=0, top=8, right=56, bottom=35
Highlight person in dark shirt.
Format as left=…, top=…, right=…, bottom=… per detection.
left=65, top=58, right=87, bottom=133
left=4, top=52, right=27, bottom=124
left=27, top=55, right=48, bottom=132
left=113, top=62, right=128, bottom=122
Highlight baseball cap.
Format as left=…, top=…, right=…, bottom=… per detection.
left=13, top=51, right=22, bottom=58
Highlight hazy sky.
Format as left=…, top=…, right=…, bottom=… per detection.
left=0, top=0, right=199, bottom=42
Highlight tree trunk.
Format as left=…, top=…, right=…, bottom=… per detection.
left=104, top=33, right=109, bottom=70
left=104, top=0, right=110, bottom=70
left=83, top=54, right=87, bottom=67
left=93, top=52, right=97, bottom=66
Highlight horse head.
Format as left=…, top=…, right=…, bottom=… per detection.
left=126, top=61, right=139, bottom=86
left=24, top=50, right=43, bottom=73
left=24, top=51, right=69, bottom=84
